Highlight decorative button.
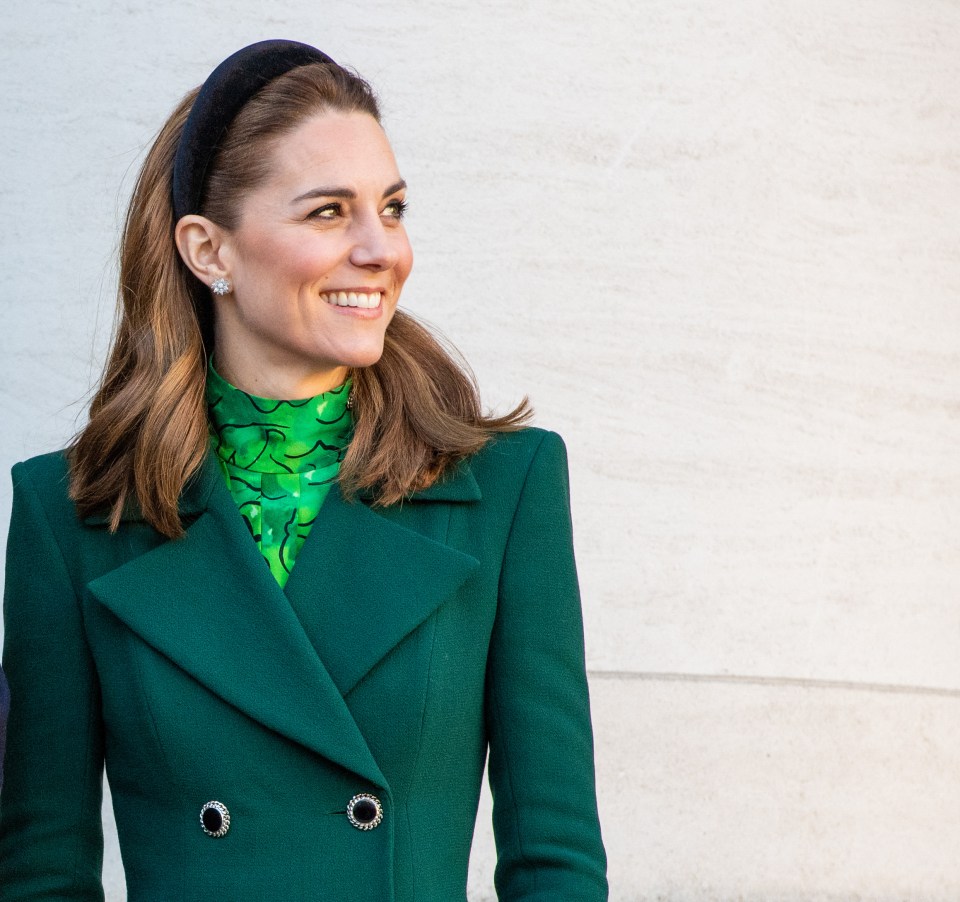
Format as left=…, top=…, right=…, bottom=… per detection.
left=200, top=801, right=230, bottom=838
left=346, top=793, right=383, bottom=830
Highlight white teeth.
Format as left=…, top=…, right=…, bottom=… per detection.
left=322, top=291, right=381, bottom=309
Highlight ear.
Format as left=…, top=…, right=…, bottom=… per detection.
left=174, top=215, right=232, bottom=287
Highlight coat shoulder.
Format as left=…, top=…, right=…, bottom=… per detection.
left=9, top=449, right=82, bottom=537
left=11, top=449, right=72, bottom=505
left=471, top=426, right=567, bottom=480
left=409, top=428, right=567, bottom=504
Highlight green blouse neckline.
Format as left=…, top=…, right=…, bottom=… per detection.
left=206, top=363, right=353, bottom=476
left=205, top=362, right=353, bottom=586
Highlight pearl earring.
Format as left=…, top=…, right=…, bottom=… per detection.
left=211, top=277, right=232, bottom=296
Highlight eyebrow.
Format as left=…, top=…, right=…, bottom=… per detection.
left=292, top=179, right=407, bottom=204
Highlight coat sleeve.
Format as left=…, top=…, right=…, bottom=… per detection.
left=0, top=462, right=106, bottom=901
left=0, top=664, right=8, bottom=789
left=485, top=431, right=608, bottom=900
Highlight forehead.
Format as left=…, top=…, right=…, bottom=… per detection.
left=264, top=110, right=400, bottom=188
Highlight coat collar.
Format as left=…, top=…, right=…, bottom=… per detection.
left=356, top=455, right=482, bottom=504
left=85, top=450, right=480, bottom=788
left=81, top=452, right=482, bottom=526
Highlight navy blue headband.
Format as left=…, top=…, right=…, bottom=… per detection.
left=172, top=39, right=336, bottom=222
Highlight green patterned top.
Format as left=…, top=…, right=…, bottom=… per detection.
left=205, top=363, right=353, bottom=587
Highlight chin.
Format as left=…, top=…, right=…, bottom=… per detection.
left=337, top=342, right=387, bottom=370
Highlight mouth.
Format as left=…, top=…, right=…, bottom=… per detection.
left=319, top=290, right=382, bottom=310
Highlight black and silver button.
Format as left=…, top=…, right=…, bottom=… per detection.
left=346, top=793, right=383, bottom=830
left=200, top=800, right=230, bottom=838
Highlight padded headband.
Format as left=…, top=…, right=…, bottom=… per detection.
left=172, top=39, right=336, bottom=221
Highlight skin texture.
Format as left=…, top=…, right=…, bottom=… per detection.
left=176, top=111, right=414, bottom=399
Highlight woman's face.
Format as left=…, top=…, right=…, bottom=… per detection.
left=213, top=110, right=413, bottom=398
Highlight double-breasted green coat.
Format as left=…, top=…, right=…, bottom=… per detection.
left=0, top=428, right=607, bottom=901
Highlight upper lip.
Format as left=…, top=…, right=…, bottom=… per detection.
left=320, top=287, right=384, bottom=295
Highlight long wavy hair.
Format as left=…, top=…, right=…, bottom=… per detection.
left=69, top=62, right=530, bottom=538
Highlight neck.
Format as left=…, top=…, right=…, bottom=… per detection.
left=212, top=354, right=349, bottom=400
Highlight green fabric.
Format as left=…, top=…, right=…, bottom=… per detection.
left=0, top=431, right=608, bottom=901
left=205, top=363, right=352, bottom=587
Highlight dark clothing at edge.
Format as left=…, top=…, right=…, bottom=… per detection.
left=0, top=664, right=8, bottom=788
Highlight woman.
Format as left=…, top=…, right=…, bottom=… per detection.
left=0, top=40, right=607, bottom=901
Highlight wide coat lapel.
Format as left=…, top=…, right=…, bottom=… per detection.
left=87, top=458, right=387, bottom=788
left=282, top=481, right=481, bottom=697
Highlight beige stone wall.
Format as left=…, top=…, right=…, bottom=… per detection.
left=2, top=2, right=959, bottom=899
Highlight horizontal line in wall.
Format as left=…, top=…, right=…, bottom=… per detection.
left=587, top=669, right=960, bottom=699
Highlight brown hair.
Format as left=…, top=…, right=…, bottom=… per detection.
left=69, top=63, right=530, bottom=537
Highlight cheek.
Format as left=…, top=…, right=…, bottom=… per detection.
left=397, top=239, right=414, bottom=283
left=236, top=231, right=337, bottom=286
left=268, top=246, right=320, bottom=283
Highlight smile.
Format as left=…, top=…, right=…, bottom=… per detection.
left=320, top=291, right=382, bottom=309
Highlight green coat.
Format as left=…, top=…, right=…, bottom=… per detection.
left=0, top=428, right=607, bottom=901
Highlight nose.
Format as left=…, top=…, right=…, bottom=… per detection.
left=349, top=214, right=402, bottom=272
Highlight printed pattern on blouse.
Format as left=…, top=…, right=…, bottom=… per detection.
left=205, top=363, right=353, bottom=587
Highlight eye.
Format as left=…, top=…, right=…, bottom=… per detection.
left=382, top=198, right=408, bottom=220
left=308, top=203, right=341, bottom=220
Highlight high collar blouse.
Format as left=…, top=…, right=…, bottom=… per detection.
left=205, top=362, right=353, bottom=587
